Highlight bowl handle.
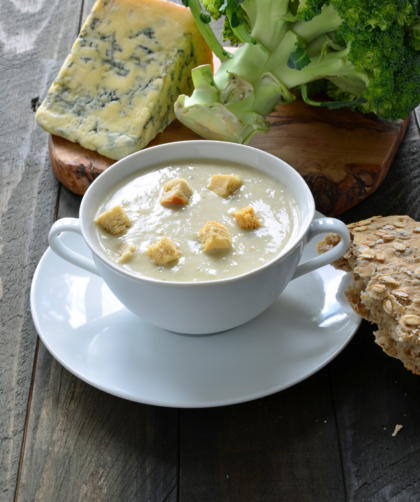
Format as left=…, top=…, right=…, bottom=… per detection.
left=291, top=218, right=350, bottom=281
left=48, top=218, right=100, bottom=276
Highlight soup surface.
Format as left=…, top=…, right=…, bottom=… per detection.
left=94, top=160, right=300, bottom=282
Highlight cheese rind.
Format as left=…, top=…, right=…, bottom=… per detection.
left=35, top=0, right=212, bottom=160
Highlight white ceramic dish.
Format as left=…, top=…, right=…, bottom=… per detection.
left=31, top=212, right=361, bottom=408
left=48, top=140, right=350, bottom=334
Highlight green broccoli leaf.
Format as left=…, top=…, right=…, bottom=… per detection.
left=231, top=11, right=245, bottom=28
left=407, top=22, right=420, bottom=51
left=295, top=0, right=326, bottom=21
left=325, top=96, right=367, bottom=109
left=287, top=45, right=312, bottom=70
left=300, top=82, right=367, bottom=109
left=200, top=12, right=212, bottom=23
left=296, top=79, right=328, bottom=96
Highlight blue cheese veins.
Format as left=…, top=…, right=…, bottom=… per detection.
left=35, top=0, right=212, bottom=160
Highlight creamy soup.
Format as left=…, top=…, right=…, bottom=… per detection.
left=94, top=160, right=300, bottom=282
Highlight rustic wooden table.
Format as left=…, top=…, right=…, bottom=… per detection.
left=2, top=1, right=420, bottom=500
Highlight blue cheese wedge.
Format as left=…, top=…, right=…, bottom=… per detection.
left=35, top=0, right=212, bottom=160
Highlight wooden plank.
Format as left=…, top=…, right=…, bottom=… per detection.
left=0, top=52, right=74, bottom=501
left=0, top=0, right=91, bottom=499
left=81, top=0, right=98, bottom=25
left=0, top=0, right=84, bottom=61
left=17, top=342, right=179, bottom=502
left=328, top=110, right=420, bottom=500
left=329, top=322, right=420, bottom=501
left=179, top=369, right=345, bottom=502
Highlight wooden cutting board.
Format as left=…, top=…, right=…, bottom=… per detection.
left=48, top=51, right=409, bottom=216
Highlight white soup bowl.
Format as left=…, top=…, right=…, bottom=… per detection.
left=48, top=141, right=350, bottom=334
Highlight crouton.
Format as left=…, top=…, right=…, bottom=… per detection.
left=95, top=206, right=131, bottom=235
left=160, top=178, right=193, bottom=206
left=147, top=237, right=180, bottom=265
left=208, top=174, right=242, bottom=196
left=118, top=243, right=136, bottom=264
left=233, top=206, right=261, bottom=229
left=199, top=221, right=232, bottom=252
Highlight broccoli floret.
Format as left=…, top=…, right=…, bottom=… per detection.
left=176, top=0, right=420, bottom=144
left=392, top=47, right=420, bottom=117
left=296, top=0, right=328, bottom=22
left=222, top=16, right=240, bottom=45
left=407, top=21, right=420, bottom=50
left=201, top=0, right=243, bottom=45
left=332, top=0, right=417, bottom=32
left=202, top=0, right=224, bottom=20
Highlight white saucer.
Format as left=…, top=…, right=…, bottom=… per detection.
left=31, top=211, right=361, bottom=408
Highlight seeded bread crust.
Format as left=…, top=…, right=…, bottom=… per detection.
left=317, top=215, right=420, bottom=375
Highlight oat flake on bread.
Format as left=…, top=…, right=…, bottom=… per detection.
left=317, top=215, right=420, bottom=375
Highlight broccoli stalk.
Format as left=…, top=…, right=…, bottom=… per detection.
left=182, top=0, right=232, bottom=61
left=176, top=0, right=420, bottom=144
